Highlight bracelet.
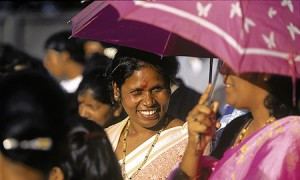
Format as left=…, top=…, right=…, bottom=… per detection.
left=175, top=167, right=191, bottom=180
left=175, top=167, right=202, bottom=180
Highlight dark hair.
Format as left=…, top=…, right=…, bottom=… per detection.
left=265, top=75, right=300, bottom=118
left=105, top=46, right=179, bottom=105
left=0, top=70, right=69, bottom=175
left=77, top=68, right=111, bottom=105
left=44, top=30, right=85, bottom=64
left=59, top=117, right=123, bottom=180
left=83, top=53, right=110, bottom=73
left=0, top=43, right=48, bottom=79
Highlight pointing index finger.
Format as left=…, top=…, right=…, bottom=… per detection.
left=198, top=84, right=212, bottom=105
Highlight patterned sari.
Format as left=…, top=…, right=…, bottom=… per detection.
left=167, top=116, right=300, bottom=180
left=210, top=116, right=300, bottom=180
left=105, top=117, right=188, bottom=180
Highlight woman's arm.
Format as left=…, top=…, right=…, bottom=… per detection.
left=175, top=84, right=219, bottom=179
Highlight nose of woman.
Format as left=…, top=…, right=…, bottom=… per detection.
left=143, top=92, right=155, bottom=107
left=79, top=105, right=92, bottom=119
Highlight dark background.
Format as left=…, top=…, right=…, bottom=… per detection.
left=0, top=1, right=92, bottom=59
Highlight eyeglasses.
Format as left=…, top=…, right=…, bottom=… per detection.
left=219, top=61, right=234, bottom=75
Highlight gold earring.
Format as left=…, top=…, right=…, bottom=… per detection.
left=114, top=94, right=119, bottom=101
left=113, top=103, right=122, bottom=117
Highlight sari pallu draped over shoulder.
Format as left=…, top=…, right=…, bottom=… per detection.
left=210, top=116, right=300, bottom=180
left=105, top=117, right=189, bottom=179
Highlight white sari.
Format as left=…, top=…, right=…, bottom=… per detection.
left=105, top=117, right=188, bottom=180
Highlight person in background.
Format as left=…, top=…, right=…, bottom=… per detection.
left=105, top=47, right=189, bottom=179
left=83, top=53, right=110, bottom=74
left=162, top=56, right=203, bottom=121
left=43, top=30, right=86, bottom=116
left=210, top=105, right=247, bottom=150
left=82, top=40, right=117, bottom=78
left=83, top=40, right=118, bottom=60
left=43, top=30, right=85, bottom=94
left=0, top=43, right=48, bottom=79
left=167, top=77, right=202, bottom=121
left=0, top=70, right=69, bottom=180
left=49, top=117, right=123, bottom=180
left=84, top=40, right=106, bottom=60
left=77, top=67, right=124, bottom=128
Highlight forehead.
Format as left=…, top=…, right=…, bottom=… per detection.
left=78, top=89, right=94, bottom=98
left=45, top=49, right=59, bottom=55
left=123, top=66, right=164, bottom=87
left=45, top=50, right=59, bottom=59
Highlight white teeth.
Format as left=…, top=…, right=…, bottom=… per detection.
left=225, top=84, right=232, bottom=88
left=140, top=110, right=156, bottom=116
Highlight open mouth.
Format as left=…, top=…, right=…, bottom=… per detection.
left=139, top=110, right=157, bottom=116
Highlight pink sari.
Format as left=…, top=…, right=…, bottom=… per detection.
left=210, top=116, right=300, bottom=180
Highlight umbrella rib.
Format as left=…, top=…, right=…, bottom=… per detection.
left=71, top=1, right=109, bottom=37
left=162, top=32, right=172, bottom=57
left=72, top=16, right=98, bottom=38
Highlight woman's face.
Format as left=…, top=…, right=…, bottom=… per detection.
left=78, top=89, right=113, bottom=127
left=220, top=63, right=268, bottom=109
left=116, top=65, right=170, bottom=128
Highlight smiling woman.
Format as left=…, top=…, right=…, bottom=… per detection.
left=105, top=46, right=189, bottom=179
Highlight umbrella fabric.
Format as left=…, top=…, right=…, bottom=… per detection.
left=71, top=1, right=300, bottom=77
left=70, top=1, right=213, bottom=58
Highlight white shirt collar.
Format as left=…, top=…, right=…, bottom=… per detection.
left=60, top=75, right=83, bottom=93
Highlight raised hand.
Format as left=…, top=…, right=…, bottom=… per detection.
left=176, top=84, right=219, bottom=179
left=186, top=84, right=219, bottom=153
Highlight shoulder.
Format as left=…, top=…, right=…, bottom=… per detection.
left=167, top=117, right=184, bottom=128
left=105, top=117, right=128, bottom=133
left=273, top=116, right=300, bottom=135
left=278, top=115, right=300, bottom=122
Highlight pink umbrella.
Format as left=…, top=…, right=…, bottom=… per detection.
left=70, top=0, right=300, bottom=78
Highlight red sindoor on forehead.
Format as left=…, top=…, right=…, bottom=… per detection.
left=140, top=80, right=149, bottom=89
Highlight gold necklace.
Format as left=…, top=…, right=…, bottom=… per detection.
left=121, top=117, right=169, bottom=180
left=238, top=116, right=276, bottom=144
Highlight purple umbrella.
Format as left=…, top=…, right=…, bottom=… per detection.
left=70, top=1, right=214, bottom=58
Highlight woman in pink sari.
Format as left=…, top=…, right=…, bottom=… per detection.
left=168, top=63, right=300, bottom=179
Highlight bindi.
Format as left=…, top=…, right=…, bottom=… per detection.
left=140, top=80, right=149, bottom=88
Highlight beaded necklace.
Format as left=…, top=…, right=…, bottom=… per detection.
left=121, top=117, right=169, bottom=180
left=237, top=116, right=276, bottom=144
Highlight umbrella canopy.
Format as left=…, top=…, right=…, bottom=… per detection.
left=71, top=0, right=300, bottom=78
left=70, top=1, right=214, bottom=58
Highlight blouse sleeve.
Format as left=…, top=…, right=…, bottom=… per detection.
left=167, top=156, right=218, bottom=180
